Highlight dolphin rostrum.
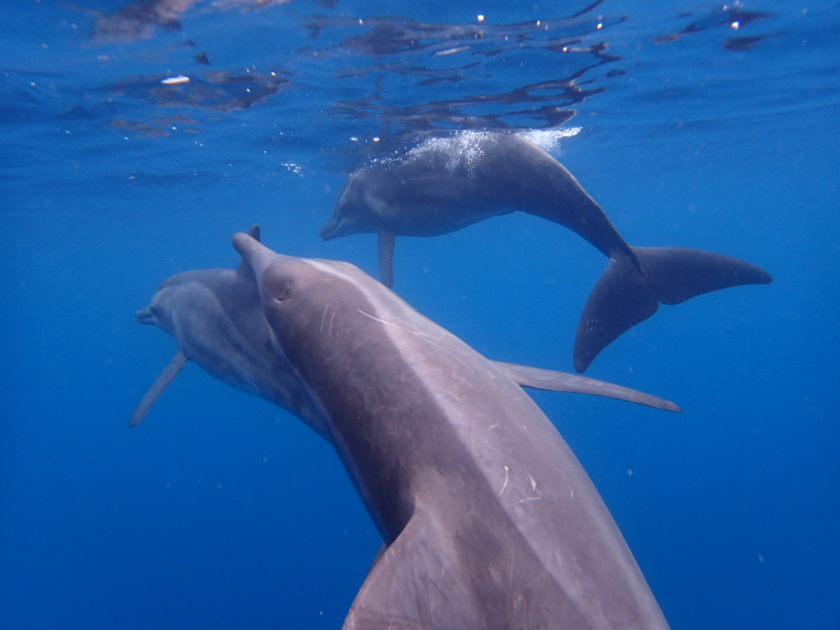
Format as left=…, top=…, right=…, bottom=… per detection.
left=319, top=131, right=772, bottom=372
left=132, top=227, right=678, bottom=628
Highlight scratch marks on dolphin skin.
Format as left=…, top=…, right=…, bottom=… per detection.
left=320, top=303, right=330, bottom=334
left=498, top=466, right=546, bottom=503
left=320, top=303, right=336, bottom=338
left=520, top=473, right=544, bottom=504
left=499, top=465, right=510, bottom=496
left=357, top=308, right=469, bottom=369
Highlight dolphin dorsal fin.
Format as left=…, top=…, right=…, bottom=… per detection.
left=129, top=350, right=188, bottom=427
left=236, top=225, right=262, bottom=277
left=344, top=502, right=481, bottom=629
left=493, top=361, right=680, bottom=413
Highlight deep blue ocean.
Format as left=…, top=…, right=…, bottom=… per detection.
left=1, top=1, right=838, bottom=628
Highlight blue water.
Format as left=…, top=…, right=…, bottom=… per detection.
left=1, top=1, right=838, bottom=628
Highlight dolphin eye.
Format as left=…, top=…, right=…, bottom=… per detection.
left=273, top=282, right=293, bottom=303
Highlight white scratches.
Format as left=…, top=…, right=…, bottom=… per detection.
left=356, top=308, right=469, bottom=369
left=520, top=473, right=543, bottom=504
left=499, top=465, right=510, bottom=496
left=356, top=307, right=407, bottom=331
left=319, top=303, right=330, bottom=334
left=499, top=466, right=546, bottom=504
left=319, top=303, right=337, bottom=338
left=488, top=423, right=499, bottom=431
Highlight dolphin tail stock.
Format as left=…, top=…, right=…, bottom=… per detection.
left=573, top=245, right=772, bottom=373
left=128, top=350, right=187, bottom=427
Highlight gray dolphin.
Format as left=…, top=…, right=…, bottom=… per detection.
left=320, top=131, right=772, bottom=372
left=130, top=226, right=326, bottom=433
left=132, top=227, right=678, bottom=628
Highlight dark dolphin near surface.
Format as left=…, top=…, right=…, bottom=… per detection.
left=320, top=131, right=772, bottom=372
left=132, top=227, right=678, bottom=629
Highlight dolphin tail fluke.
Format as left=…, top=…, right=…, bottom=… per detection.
left=574, top=246, right=772, bottom=373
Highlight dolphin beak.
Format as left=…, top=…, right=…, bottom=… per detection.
left=319, top=214, right=341, bottom=240
left=136, top=306, right=156, bottom=325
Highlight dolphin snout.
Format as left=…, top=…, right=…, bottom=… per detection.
left=136, top=306, right=156, bottom=325
left=319, top=215, right=341, bottom=240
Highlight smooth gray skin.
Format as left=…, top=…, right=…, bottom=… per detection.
left=321, top=132, right=628, bottom=253
left=133, top=229, right=676, bottom=629
left=130, top=226, right=327, bottom=434
left=320, top=131, right=772, bottom=372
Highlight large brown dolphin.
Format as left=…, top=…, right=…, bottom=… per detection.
left=320, top=131, right=772, bottom=372
left=131, top=227, right=678, bottom=629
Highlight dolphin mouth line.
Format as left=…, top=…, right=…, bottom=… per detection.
left=319, top=220, right=340, bottom=240
left=136, top=306, right=155, bottom=324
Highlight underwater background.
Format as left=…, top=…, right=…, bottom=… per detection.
left=1, top=0, right=838, bottom=628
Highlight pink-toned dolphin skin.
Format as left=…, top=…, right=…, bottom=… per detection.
left=132, top=227, right=677, bottom=629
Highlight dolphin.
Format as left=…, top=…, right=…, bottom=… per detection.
left=319, top=131, right=772, bottom=372
left=132, top=227, right=678, bottom=628
left=130, top=226, right=327, bottom=433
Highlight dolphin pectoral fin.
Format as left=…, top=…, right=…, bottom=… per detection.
left=129, top=350, right=187, bottom=427
left=377, top=231, right=395, bottom=288
left=344, top=503, right=479, bottom=630
left=494, top=360, right=680, bottom=413
left=573, top=246, right=772, bottom=373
